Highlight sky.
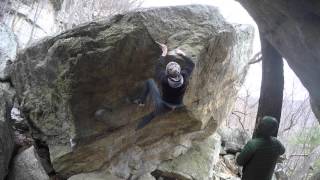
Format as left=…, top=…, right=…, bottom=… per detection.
left=141, top=0, right=309, bottom=100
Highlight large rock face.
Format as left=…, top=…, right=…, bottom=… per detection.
left=0, top=83, right=15, bottom=180
left=11, top=5, right=254, bottom=179
left=153, top=134, right=221, bottom=180
left=237, top=0, right=320, bottom=122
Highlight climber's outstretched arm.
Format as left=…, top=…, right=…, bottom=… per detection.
left=155, top=42, right=168, bottom=81
left=181, top=55, right=195, bottom=78
left=175, top=49, right=195, bottom=78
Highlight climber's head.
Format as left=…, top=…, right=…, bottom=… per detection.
left=256, top=116, right=279, bottom=138
left=166, top=61, right=181, bottom=79
left=166, top=48, right=185, bottom=79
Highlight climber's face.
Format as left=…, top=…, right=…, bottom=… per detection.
left=166, top=61, right=181, bottom=78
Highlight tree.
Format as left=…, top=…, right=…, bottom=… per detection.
left=27, top=0, right=43, bottom=45
left=290, top=145, right=320, bottom=180
left=253, top=34, right=284, bottom=137
left=56, top=0, right=143, bottom=31
left=0, top=0, right=11, bottom=22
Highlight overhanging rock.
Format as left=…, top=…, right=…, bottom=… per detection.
left=237, top=0, right=320, bottom=122
left=11, top=5, right=254, bottom=178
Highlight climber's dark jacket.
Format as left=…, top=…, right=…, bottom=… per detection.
left=236, top=116, right=285, bottom=180
left=155, top=55, right=195, bottom=105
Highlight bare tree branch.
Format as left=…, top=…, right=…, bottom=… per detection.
left=290, top=145, right=320, bottom=180
left=289, top=154, right=309, bottom=157
left=8, top=9, right=46, bottom=33
left=231, top=111, right=246, bottom=132
left=27, top=0, right=43, bottom=45
left=232, top=110, right=248, bottom=116
left=248, top=52, right=262, bottom=65
left=57, top=0, right=144, bottom=31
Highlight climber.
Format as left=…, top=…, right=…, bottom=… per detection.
left=134, top=42, right=195, bottom=130
left=236, top=116, right=285, bottom=180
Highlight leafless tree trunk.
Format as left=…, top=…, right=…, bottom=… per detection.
left=248, top=51, right=262, bottom=65
left=253, top=34, right=284, bottom=137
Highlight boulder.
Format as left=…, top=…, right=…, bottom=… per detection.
left=237, top=0, right=320, bottom=122
left=11, top=5, right=254, bottom=178
left=68, top=172, right=122, bottom=180
left=7, top=146, right=49, bottom=180
left=138, top=173, right=156, bottom=180
left=153, top=134, right=221, bottom=180
left=11, top=101, right=33, bottom=151
left=218, top=127, right=250, bottom=154
left=222, top=154, right=239, bottom=175
left=213, top=156, right=241, bottom=180
left=0, top=83, right=15, bottom=180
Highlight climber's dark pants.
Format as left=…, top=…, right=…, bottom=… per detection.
left=136, top=79, right=176, bottom=130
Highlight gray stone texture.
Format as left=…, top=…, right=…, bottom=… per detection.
left=7, top=146, right=49, bottom=180
left=11, top=5, right=254, bottom=178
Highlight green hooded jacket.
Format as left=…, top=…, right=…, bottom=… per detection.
left=236, top=116, right=285, bottom=180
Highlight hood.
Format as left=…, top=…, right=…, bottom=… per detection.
left=256, top=116, right=279, bottom=138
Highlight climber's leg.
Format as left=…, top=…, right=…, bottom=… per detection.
left=134, top=79, right=161, bottom=107
left=135, top=79, right=187, bottom=130
left=135, top=79, right=172, bottom=130
left=136, top=102, right=186, bottom=130
left=136, top=79, right=169, bottom=130
left=136, top=102, right=171, bottom=130
left=136, top=111, right=156, bottom=130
